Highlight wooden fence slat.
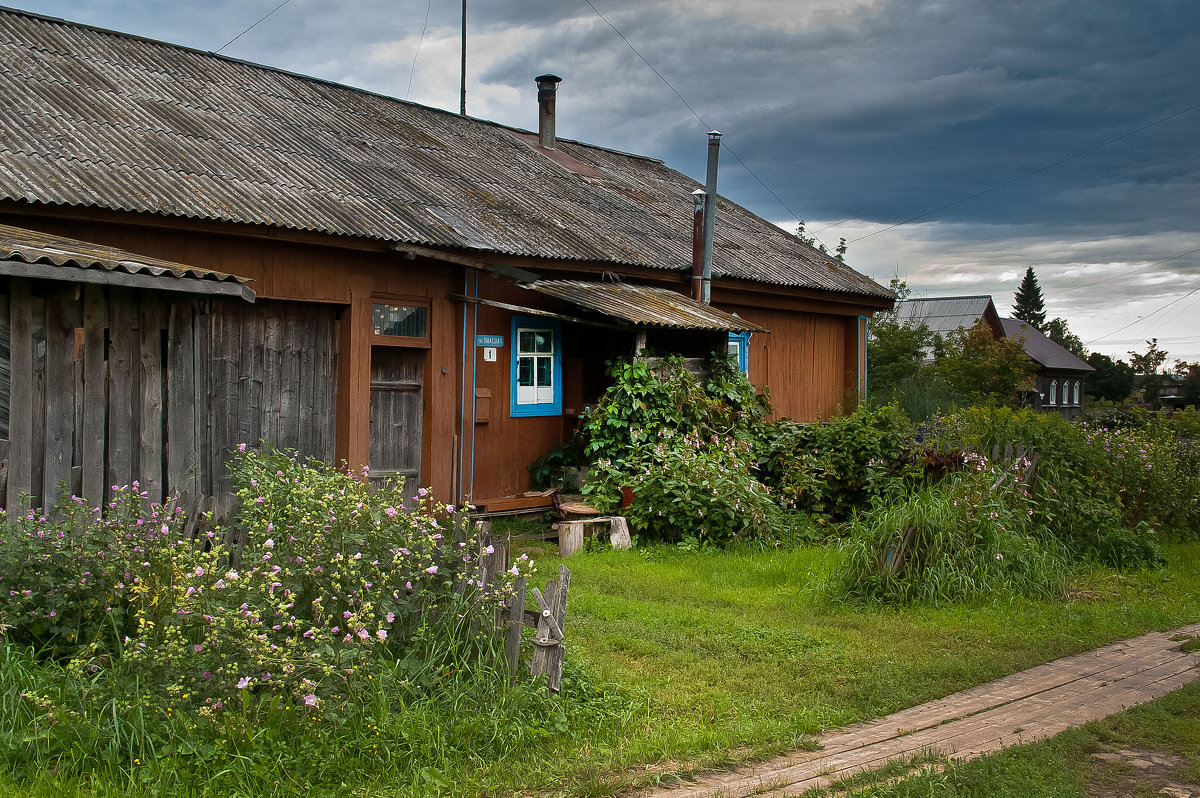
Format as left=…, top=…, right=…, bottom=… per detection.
left=167, top=300, right=198, bottom=498
left=278, top=307, right=301, bottom=452
left=139, top=303, right=165, bottom=504
left=42, top=285, right=77, bottom=508
left=506, top=576, right=527, bottom=681
left=260, top=310, right=280, bottom=449
left=106, top=289, right=135, bottom=502
left=30, top=292, right=46, bottom=509
left=297, top=307, right=318, bottom=457
left=6, top=279, right=33, bottom=510
left=5, top=279, right=33, bottom=506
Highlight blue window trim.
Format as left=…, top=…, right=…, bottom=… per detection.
left=727, top=331, right=751, bottom=374
left=510, top=316, right=562, bottom=417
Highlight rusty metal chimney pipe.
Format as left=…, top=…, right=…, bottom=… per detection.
left=701, top=130, right=721, bottom=304
left=535, top=74, right=562, bottom=149
left=691, top=189, right=706, bottom=301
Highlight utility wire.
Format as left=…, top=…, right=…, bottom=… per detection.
left=578, top=0, right=832, bottom=251
left=216, top=0, right=292, bottom=54
left=1056, top=245, right=1200, bottom=294
left=406, top=0, right=433, bottom=100
left=1085, top=282, right=1200, bottom=346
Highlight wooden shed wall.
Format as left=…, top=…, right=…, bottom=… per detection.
left=0, top=277, right=336, bottom=513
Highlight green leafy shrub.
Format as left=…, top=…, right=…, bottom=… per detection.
left=587, top=428, right=797, bottom=545
left=579, top=355, right=788, bottom=544
left=1082, top=417, right=1200, bottom=541
left=759, top=404, right=920, bottom=523
left=835, top=455, right=1069, bottom=604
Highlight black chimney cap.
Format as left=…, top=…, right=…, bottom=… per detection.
left=535, top=74, right=563, bottom=87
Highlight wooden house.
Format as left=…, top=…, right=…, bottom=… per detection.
left=1000, top=319, right=1094, bottom=419
left=0, top=7, right=892, bottom=515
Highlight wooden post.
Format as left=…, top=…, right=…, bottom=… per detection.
left=529, top=564, right=570, bottom=694
left=505, top=576, right=527, bottom=681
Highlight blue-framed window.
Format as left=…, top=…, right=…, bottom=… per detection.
left=510, top=317, right=562, bottom=417
left=1048, top=380, right=1058, bottom=406
left=727, top=332, right=750, bottom=374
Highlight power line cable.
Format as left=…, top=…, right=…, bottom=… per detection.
left=1085, top=282, right=1200, bottom=346
left=216, top=0, right=292, bottom=54
left=578, top=0, right=833, bottom=251
left=406, top=0, right=433, bottom=100
left=1057, top=245, right=1200, bottom=293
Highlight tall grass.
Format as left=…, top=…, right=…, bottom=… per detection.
left=834, top=465, right=1069, bottom=605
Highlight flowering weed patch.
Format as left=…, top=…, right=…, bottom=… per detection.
left=0, top=448, right=612, bottom=796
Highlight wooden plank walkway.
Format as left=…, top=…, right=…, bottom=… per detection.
left=646, top=623, right=1200, bottom=798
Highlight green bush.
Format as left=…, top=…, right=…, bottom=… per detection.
left=587, top=427, right=798, bottom=545
left=1081, top=416, right=1200, bottom=541
left=579, top=355, right=791, bottom=544
left=759, top=404, right=920, bottom=523
left=835, top=457, right=1069, bottom=604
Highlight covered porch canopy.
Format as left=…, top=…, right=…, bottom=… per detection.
left=454, top=278, right=768, bottom=333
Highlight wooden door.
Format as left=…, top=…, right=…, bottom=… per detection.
left=368, top=346, right=423, bottom=497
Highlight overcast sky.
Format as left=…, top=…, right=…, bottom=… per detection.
left=15, top=0, right=1200, bottom=362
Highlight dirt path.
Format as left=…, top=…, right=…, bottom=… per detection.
left=643, top=623, right=1200, bottom=798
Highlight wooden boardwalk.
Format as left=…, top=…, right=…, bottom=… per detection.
left=645, top=623, right=1200, bottom=798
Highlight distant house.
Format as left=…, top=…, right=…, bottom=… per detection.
left=999, top=319, right=1093, bottom=418
left=894, top=295, right=1005, bottom=342
left=0, top=7, right=892, bottom=515
left=893, top=297, right=1093, bottom=417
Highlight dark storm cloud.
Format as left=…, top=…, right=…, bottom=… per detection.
left=10, top=0, right=1200, bottom=358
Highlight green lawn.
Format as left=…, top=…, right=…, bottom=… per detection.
left=498, top=540, right=1200, bottom=795
left=3, top=541, right=1198, bottom=798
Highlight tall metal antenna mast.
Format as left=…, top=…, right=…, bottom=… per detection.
left=459, top=0, right=467, bottom=115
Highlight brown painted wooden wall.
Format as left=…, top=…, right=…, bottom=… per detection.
left=721, top=304, right=858, bottom=421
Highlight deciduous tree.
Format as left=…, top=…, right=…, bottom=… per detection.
left=931, top=320, right=1038, bottom=406
left=1086, top=353, right=1135, bottom=402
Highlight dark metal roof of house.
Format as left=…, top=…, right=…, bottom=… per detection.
left=523, top=280, right=767, bottom=332
left=895, top=296, right=1000, bottom=335
left=0, top=222, right=255, bottom=300
left=0, top=6, right=891, bottom=301
left=1000, top=318, right=1094, bottom=373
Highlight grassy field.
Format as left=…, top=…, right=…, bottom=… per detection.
left=491, top=539, right=1200, bottom=796
left=3, top=541, right=1198, bottom=797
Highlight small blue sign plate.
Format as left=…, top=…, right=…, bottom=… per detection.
left=475, top=334, right=505, bottom=347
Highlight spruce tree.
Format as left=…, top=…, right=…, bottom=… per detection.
left=1013, top=266, right=1046, bottom=330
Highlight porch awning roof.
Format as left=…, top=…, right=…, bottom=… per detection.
left=520, top=280, right=767, bottom=333
left=0, top=223, right=256, bottom=302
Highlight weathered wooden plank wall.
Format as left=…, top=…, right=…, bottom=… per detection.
left=0, top=281, right=338, bottom=515
left=202, top=298, right=339, bottom=517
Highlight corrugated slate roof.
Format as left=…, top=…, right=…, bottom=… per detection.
left=0, top=7, right=892, bottom=300
left=895, top=296, right=998, bottom=335
left=523, top=280, right=767, bottom=332
left=1000, top=318, right=1094, bottom=373
left=0, top=221, right=254, bottom=299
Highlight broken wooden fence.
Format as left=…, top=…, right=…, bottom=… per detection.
left=475, top=526, right=570, bottom=695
